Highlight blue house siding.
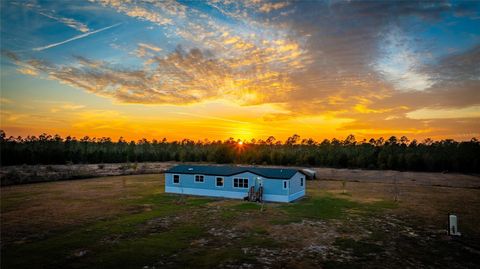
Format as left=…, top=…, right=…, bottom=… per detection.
left=165, top=166, right=306, bottom=202
left=287, top=172, right=306, bottom=202
left=166, top=172, right=253, bottom=194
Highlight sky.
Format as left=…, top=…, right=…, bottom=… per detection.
left=1, top=0, right=479, bottom=142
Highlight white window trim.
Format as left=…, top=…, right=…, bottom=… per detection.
left=283, top=180, right=289, bottom=190
left=172, top=174, right=180, bottom=185
left=232, top=177, right=249, bottom=189
left=215, top=177, right=224, bottom=188
left=194, top=174, right=205, bottom=183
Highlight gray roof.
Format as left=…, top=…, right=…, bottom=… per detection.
left=165, top=165, right=302, bottom=179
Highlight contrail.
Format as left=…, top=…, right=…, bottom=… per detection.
left=33, top=23, right=122, bottom=51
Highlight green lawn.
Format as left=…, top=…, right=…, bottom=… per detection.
left=1, top=174, right=479, bottom=268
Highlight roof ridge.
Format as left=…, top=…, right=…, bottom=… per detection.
left=165, top=164, right=301, bottom=179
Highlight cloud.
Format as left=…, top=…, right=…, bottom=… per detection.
left=258, top=2, right=289, bottom=13
left=427, top=45, right=480, bottom=82
left=135, top=43, right=162, bottom=58
left=15, top=2, right=90, bottom=33
left=4, top=1, right=480, bottom=139
left=72, top=110, right=130, bottom=131
left=17, top=66, right=38, bottom=76
left=0, top=110, right=29, bottom=123
left=38, top=11, right=90, bottom=33
left=33, top=23, right=121, bottom=51
left=124, top=6, right=173, bottom=25
left=173, top=112, right=249, bottom=124
left=50, top=103, right=86, bottom=113
left=92, top=0, right=186, bottom=25
left=406, top=106, right=480, bottom=120
left=0, top=98, right=14, bottom=104
left=94, top=0, right=309, bottom=73
left=11, top=46, right=297, bottom=105
left=374, top=26, right=433, bottom=91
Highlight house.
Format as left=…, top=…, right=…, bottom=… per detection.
left=164, top=165, right=306, bottom=202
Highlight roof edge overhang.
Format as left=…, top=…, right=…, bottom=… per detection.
left=165, top=169, right=299, bottom=180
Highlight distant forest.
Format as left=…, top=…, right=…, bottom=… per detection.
left=1, top=131, right=479, bottom=173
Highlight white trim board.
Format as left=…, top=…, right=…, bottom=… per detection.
left=288, top=190, right=306, bottom=202
left=164, top=186, right=303, bottom=203
left=166, top=186, right=246, bottom=199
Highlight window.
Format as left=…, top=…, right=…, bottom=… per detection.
left=283, top=180, right=288, bottom=189
left=233, top=178, right=249, bottom=188
left=300, top=177, right=304, bottom=187
left=216, top=177, right=224, bottom=187
left=173, top=175, right=180, bottom=184
left=195, top=175, right=204, bottom=183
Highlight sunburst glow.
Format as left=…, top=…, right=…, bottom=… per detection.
left=1, top=1, right=479, bottom=141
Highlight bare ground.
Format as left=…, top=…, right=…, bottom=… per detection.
left=0, top=162, right=175, bottom=185
left=2, top=162, right=479, bottom=188
left=312, top=167, right=480, bottom=188
left=1, top=171, right=480, bottom=268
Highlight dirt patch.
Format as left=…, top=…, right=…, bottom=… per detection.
left=314, top=180, right=480, bottom=239
left=1, top=173, right=480, bottom=268
left=0, top=174, right=162, bottom=247
left=270, top=219, right=342, bottom=247
left=311, top=167, right=480, bottom=188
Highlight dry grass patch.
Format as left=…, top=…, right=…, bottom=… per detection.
left=2, top=172, right=480, bottom=269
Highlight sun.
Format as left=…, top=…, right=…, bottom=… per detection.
left=235, top=140, right=245, bottom=152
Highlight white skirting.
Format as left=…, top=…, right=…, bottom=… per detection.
left=165, top=186, right=246, bottom=199
left=288, top=190, right=306, bottom=202
left=165, top=186, right=305, bottom=203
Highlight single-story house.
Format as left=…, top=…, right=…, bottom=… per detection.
left=164, top=165, right=306, bottom=202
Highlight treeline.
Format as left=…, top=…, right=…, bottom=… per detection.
left=1, top=131, right=479, bottom=173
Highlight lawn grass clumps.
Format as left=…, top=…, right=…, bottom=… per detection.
left=238, top=233, right=281, bottom=249
left=274, top=194, right=397, bottom=224
left=125, top=193, right=213, bottom=210
left=219, top=201, right=263, bottom=220
left=177, top=247, right=254, bottom=269
left=220, top=210, right=237, bottom=220
left=83, top=224, right=205, bottom=269
left=2, top=194, right=212, bottom=269
left=320, top=238, right=384, bottom=269
left=273, top=195, right=359, bottom=224
left=334, top=237, right=383, bottom=257
left=360, top=200, right=397, bottom=212
left=231, top=202, right=262, bottom=211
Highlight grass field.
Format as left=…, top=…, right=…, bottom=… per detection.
left=1, top=174, right=479, bottom=268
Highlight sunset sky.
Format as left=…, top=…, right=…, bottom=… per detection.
left=1, top=0, right=479, bottom=142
